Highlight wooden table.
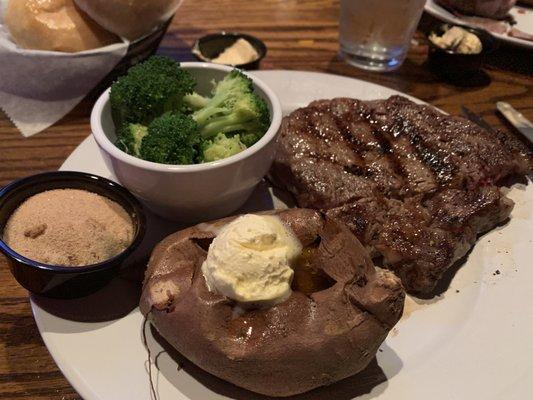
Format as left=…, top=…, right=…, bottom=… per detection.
left=0, top=1, right=531, bottom=398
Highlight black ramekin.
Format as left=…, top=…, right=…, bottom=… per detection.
left=428, top=24, right=498, bottom=78
left=0, top=171, right=146, bottom=299
left=192, top=32, right=267, bottom=70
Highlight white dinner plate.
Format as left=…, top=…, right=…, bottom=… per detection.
left=425, top=0, right=533, bottom=48
left=31, top=70, right=533, bottom=400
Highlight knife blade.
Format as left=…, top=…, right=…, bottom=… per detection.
left=460, top=105, right=497, bottom=134
left=496, top=102, right=533, bottom=144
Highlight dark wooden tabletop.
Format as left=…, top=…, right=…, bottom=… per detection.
left=0, top=0, right=532, bottom=399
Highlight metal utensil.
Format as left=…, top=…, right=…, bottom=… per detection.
left=496, top=102, right=533, bottom=144
left=460, top=105, right=497, bottom=134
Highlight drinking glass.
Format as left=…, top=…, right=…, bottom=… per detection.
left=339, top=0, right=426, bottom=72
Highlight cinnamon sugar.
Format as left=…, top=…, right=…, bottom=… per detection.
left=3, top=189, right=134, bottom=266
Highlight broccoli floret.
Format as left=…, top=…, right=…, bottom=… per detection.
left=116, top=123, right=148, bottom=157
left=202, top=133, right=247, bottom=162
left=183, top=92, right=210, bottom=111
left=139, top=112, right=201, bottom=165
left=188, top=70, right=270, bottom=144
left=199, top=93, right=269, bottom=145
left=110, top=56, right=196, bottom=128
left=190, top=70, right=253, bottom=127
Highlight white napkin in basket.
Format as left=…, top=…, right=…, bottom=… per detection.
left=0, top=2, right=129, bottom=137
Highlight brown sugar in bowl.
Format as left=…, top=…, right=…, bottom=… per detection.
left=4, top=189, right=134, bottom=267
left=0, top=171, right=146, bottom=298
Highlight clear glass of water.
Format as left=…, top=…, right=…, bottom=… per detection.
left=339, top=0, right=426, bottom=72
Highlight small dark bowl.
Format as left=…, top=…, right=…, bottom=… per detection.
left=0, top=172, right=146, bottom=299
left=192, top=32, right=267, bottom=70
left=427, top=24, right=498, bottom=78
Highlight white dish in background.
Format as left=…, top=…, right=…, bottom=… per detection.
left=425, top=0, right=533, bottom=48
left=32, top=70, right=533, bottom=400
left=91, top=62, right=282, bottom=222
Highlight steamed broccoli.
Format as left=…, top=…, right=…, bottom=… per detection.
left=112, top=65, right=269, bottom=165
left=139, top=112, right=201, bottom=165
left=116, top=124, right=148, bottom=157
left=110, top=56, right=196, bottom=128
left=184, top=70, right=270, bottom=145
left=202, top=133, right=246, bottom=162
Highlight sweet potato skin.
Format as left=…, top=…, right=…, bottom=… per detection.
left=140, top=209, right=405, bottom=397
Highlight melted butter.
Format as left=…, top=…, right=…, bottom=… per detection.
left=291, top=247, right=335, bottom=295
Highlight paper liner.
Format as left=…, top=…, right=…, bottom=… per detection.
left=0, top=3, right=129, bottom=137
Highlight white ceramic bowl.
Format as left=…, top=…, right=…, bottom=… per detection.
left=91, top=62, right=282, bottom=222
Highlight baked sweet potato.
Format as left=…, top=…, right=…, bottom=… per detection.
left=140, top=209, right=405, bottom=397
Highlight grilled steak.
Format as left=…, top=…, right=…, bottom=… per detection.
left=270, top=96, right=532, bottom=295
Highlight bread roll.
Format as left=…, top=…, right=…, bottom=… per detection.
left=5, top=0, right=119, bottom=53
left=74, top=0, right=182, bottom=41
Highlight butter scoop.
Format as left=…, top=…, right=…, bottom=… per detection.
left=201, top=214, right=302, bottom=307
left=430, top=26, right=483, bottom=55
left=211, top=38, right=260, bottom=65
left=192, top=33, right=266, bottom=69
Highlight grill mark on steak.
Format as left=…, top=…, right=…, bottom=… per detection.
left=376, top=126, right=440, bottom=196
left=272, top=104, right=393, bottom=209
left=310, top=98, right=407, bottom=198
left=382, top=96, right=532, bottom=188
left=381, top=98, right=457, bottom=185
left=271, top=106, right=379, bottom=209
left=271, top=96, right=532, bottom=295
left=364, top=100, right=441, bottom=196
left=397, top=121, right=455, bottom=184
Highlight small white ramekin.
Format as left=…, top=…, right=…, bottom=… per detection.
left=91, top=62, right=282, bottom=222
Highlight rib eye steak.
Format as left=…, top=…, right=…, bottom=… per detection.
left=270, top=96, right=531, bottom=295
